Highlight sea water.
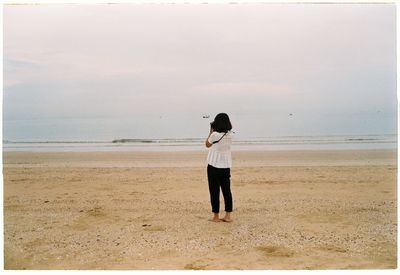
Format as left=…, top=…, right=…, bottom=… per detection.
left=2, top=115, right=397, bottom=152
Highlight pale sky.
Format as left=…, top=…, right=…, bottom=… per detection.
left=3, top=3, right=397, bottom=124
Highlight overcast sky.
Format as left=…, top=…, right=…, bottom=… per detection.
left=3, top=3, right=397, bottom=122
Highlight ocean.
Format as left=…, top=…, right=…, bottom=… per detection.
left=2, top=134, right=397, bottom=152
left=2, top=115, right=397, bottom=152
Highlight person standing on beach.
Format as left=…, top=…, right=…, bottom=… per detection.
left=205, top=113, right=234, bottom=222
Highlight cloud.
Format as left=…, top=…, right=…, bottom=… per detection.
left=3, top=3, right=396, bottom=122
left=189, top=81, right=298, bottom=97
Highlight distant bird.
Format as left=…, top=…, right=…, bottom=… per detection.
left=203, top=115, right=210, bottom=118
left=289, top=113, right=293, bottom=116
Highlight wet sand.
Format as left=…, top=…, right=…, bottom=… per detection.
left=3, top=149, right=397, bottom=269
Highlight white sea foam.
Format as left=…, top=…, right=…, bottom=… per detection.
left=3, top=134, right=397, bottom=152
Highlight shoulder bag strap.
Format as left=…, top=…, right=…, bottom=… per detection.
left=212, top=132, right=227, bottom=144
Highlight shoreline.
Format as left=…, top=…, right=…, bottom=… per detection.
left=3, top=134, right=397, bottom=153
left=3, top=144, right=397, bottom=153
left=3, top=148, right=397, bottom=168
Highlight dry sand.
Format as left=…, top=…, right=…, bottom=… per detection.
left=3, top=149, right=397, bottom=269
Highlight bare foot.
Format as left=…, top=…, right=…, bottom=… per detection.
left=221, top=213, right=233, bottom=222
left=209, top=214, right=220, bottom=222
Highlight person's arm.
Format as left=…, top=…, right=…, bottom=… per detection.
left=205, top=126, right=213, bottom=148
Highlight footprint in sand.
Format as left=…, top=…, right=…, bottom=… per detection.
left=256, top=245, right=294, bottom=258
left=184, top=262, right=208, bottom=270
left=143, top=225, right=166, bottom=232
left=319, top=245, right=347, bottom=253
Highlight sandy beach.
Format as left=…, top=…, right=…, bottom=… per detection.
left=3, top=149, right=397, bottom=269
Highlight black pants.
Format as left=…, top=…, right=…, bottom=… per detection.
left=207, top=164, right=233, bottom=213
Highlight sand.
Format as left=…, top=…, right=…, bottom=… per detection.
left=3, top=149, right=397, bottom=269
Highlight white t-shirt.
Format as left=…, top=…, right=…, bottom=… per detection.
left=207, top=131, right=233, bottom=168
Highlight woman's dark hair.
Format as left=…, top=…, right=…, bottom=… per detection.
left=211, top=113, right=232, bottom=133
